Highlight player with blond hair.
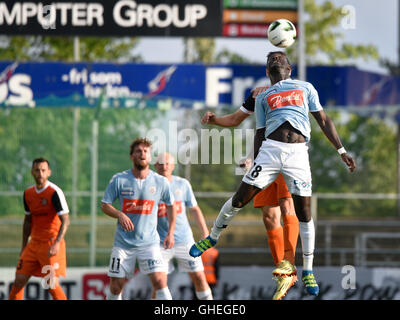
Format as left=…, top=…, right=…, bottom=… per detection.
left=154, top=152, right=213, bottom=300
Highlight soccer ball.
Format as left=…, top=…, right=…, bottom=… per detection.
left=267, top=19, right=297, bottom=48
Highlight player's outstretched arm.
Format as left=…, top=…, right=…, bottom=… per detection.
left=201, top=109, right=249, bottom=127
left=190, top=206, right=209, bottom=239
left=311, top=110, right=356, bottom=172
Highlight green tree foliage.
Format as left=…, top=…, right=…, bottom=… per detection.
left=0, top=107, right=159, bottom=215
left=0, top=36, right=142, bottom=62
left=309, top=111, right=397, bottom=217
left=185, top=0, right=379, bottom=65
left=286, top=0, right=379, bottom=65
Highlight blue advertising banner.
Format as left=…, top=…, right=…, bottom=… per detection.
left=0, top=61, right=399, bottom=109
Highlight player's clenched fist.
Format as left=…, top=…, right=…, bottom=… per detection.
left=201, top=111, right=217, bottom=124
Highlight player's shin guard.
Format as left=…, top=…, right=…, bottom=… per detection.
left=283, top=215, right=299, bottom=265
left=210, top=197, right=241, bottom=241
left=299, top=219, right=315, bottom=271
left=155, top=287, right=172, bottom=300
left=106, top=291, right=122, bottom=300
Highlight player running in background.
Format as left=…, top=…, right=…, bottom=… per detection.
left=200, top=247, right=220, bottom=298
left=101, top=138, right=176, bottom=300
left=154, top=152, right=213, bottom=300
left=9, top=158, right=70, bottom=300
left=191, top=51, right=356, bottom=298
left=201, top=97, right=299, bottom=300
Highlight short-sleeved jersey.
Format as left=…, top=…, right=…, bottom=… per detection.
left=102, top=169, right=174, bottom=249
left=23, top=181, right=69, bottom=241
left=255, top=79, right=323, bottom=142
left=157, top=176, right=197, bottom=245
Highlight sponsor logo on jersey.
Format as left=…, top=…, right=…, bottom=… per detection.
left=122, top=199, right=155, bottom=214
left=121, top=188, right=134, bottom=196
left=293, top=179, right=311, bottom=190
left=267, top=89, right=304, bottom=110
left=157, top=201, right=182, bottom=217
left=147, top=259, right=163, bottom=270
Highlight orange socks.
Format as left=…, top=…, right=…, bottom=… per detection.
left=49, top=285, right=67, bottom=300
left=266, top=215, right=299, bottom=266
left=266, top=227, right=284, bottom=266
left=8, top=285, right=24, bottom=300
left=283, top=215, right=299, bottom=265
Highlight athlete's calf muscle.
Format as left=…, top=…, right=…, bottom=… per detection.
left=232, top=182, right=262, bottom=208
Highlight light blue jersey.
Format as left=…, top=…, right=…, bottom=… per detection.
left=255, top=79, right=323, bottom=142
left=102, top=169, right=174, bottom=249
left=157, top=176, right=197, bottom=245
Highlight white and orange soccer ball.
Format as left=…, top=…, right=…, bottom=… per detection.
left=267, top=19, right=297, bottom=48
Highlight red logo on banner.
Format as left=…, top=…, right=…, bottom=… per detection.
left=122, top=199, right=155, bottom=214
left=267, top=90, right=304, bottom=110
left=157, top=201, right=182, bottom=217
left=82, top=273, right=109, bottom=300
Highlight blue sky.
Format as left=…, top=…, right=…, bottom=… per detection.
left=133, top=0, right=398, bottom=75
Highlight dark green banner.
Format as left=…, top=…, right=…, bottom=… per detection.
left=224, top=0, right=298, bottom=9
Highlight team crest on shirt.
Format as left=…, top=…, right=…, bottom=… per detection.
left=41, top=198, right=48, bottom=205
left=175, top=189, right=182, bottom=196
left=149, top=186, right=156, bottom=194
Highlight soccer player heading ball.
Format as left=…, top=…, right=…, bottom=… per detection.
left=190, top=51, right=356, bottom=298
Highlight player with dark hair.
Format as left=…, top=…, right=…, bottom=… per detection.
left=9, top=158, right=70, bottom=300
left=201, top=93, right=299, bottom=300
left=101, top=138, right=176, bottom=300
left=191, top=51, right=356, bottom=297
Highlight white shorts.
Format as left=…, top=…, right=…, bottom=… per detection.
left=160, top=243, right=204, bottom=274
left=107, top=244, right=168, bottom=278
left=242, top=139, right=312, bottom=197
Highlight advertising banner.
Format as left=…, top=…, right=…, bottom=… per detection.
left=1, top=62, right=399, bottom=110
left=1, top=266, right=400, bottom=300
left=0, top=0, right=223, bottom=37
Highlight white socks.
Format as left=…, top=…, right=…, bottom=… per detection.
left=155, top=287, right=173, bottom=300
left=106, top=291, right=122, bottom=300
left=195, top=289, right=213, bottom=300
left=210, top=197, right=241, bottom=241
left=299, top=219, right=315, bottom=271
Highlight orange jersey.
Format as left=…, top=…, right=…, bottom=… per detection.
left=23, top=181, right=69, bottom=241
left=254, top=173, right=291, bottom=207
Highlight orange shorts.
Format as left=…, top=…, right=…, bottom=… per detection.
left=16, top=238, right=66, bottom=278
left=254, top=173, right=291, bottom=208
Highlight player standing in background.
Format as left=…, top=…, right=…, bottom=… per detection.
left=200, top=247, right=220, bottom=298
left=154, top=152, right=213, bottom=300
left=191, top=51, right=356, bottom=298
left=9, top=158, right=70, bottom=300
left=201, top=96, right=299, bottom=300
left=101, top=138, right=176, bottom=300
